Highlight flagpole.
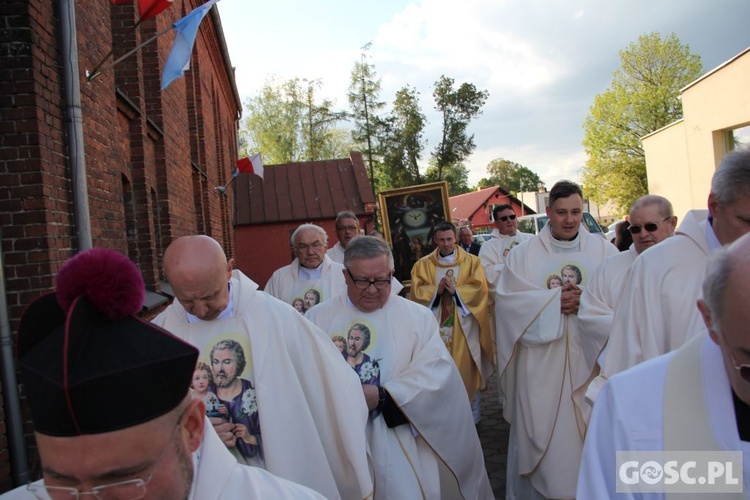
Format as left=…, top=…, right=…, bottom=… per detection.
left=86, top=17, right=151, bottom=83
left=87, top=23, right=173, bottom=82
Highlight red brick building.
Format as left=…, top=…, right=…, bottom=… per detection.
left=234, top=152, right=377, bottom=288
left=0, top=0, right=240, bottom=490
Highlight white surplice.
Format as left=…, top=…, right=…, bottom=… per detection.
left=264, top=254, right=345, bottom=311
left=590, top=210, right=717, bottom=404
left=154, top=270, right=373, bottom=500
left=477, top=229, right=533, bottom=294
left=577, top=334, right=750, bottom=499
left=306, top=293, right=493, bottom=500
left=327, top=242, right=345, bottom=264
left=496, top=224, right=617, bottom=498
left=576, top=244, right=638, bottom=417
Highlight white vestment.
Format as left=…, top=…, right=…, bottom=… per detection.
left=3, top=419, right=326, bottom=500
left=589, top=210, right=717, bottom=403
left=265, top=254, right=345, bottom=311
left=327, top=241, right=345, bottom=264
left=153, top=271, right=373, bottom=500
left=306, top=294, right=493, bottom=500
left=577, top=334, right=750, bottom=499
left=576, top=244, right=638, bottom=419
left=478, top=229, right=532, bottom=294
left=496, top=225, right=617, bottom=498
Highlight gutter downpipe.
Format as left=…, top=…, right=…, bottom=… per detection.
left=61, top=0, right=93, bottom=252
left=0, top=227, right=30, bottom=485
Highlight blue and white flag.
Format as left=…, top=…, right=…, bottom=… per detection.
left=161, top=0, right=220, bottom=90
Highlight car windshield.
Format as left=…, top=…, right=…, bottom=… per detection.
left=531, top=214, right=602, bottom=234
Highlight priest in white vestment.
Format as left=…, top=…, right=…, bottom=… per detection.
left=496, top=181, right=617, bottom=499
left=590, top=149, right=750, bottom=405
left=478, top=203, right=532, bottom=295
left=5, top=247, right=324, bottom=500
left=577, top=195, right=677, bottom=416
left=154, top=235, right=373, bottom=500
left=265, top=223, right=346, bottom=312
left=307, top=236, right=493, bottom=500
left=327, top=210, right=360, bottom=264
left=578, top=234, right=750, bottom=499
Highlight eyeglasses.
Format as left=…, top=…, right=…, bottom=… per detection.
left=28, top=419, right=181, bottom=500
left=628, top=217, right=670, bottom=234
left=336, top=225, right=358, bottom=232
left=497, top=214, right=516, bottom=222
left=295, top=241, right=324, bottom=251
left=346, top=269, right=392, bottom=290
left=728, top=349, right=750, bottom=383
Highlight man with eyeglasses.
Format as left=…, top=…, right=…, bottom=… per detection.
left=495, top=180, right=617, bottom=499
left=479, top=204, right=532, bottom=294
left=306, top=236, right=493, bottom=499
left=591, top=149, right=750, bottom=404
left=265, top=223, right=345, bottom=312
left=3, top=248, right=324, bottom=500
left=411, top=221, right=493, bottom=425
left=577, top=195, right=677, bottom=417
left=154, top=235, right=373, bottom=499
left=458, top=226, right=481, bottom=255
left=578, top=233, right=750, bottom=499
left=327, top=211, right=360, bottom=264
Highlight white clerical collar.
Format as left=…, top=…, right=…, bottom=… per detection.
left=705, top=217, right=722, bottom=252
left=549, top=231, right=581, bottom=252
left=298, top=262, right=323, bottom=280
left=186, top=281, right=234, bottom=324
left=438, top=251, right=456, bottom=264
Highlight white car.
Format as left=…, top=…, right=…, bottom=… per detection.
left=516, top=213, right=607, bottom=238
left=604, top=219, right=626, bottom=243
left=472, top=234, right=492, bottom=246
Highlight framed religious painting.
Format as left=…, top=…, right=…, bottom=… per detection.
left=378, top=181, right=451, bottom=284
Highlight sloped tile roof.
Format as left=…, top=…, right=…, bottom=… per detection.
left=234, top=152, right=376, bottom=225
left=449, top=185, right=535, bottom=219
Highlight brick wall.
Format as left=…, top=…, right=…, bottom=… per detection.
left=0, top=0, right=240, bottom=491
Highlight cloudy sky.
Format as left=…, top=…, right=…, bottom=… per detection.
left=215, top=0, right=750, bottom=188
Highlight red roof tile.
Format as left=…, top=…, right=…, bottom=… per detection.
left=234, top=152, right=376, bottom=225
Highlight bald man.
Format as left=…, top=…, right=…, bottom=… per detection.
left=153, top=236, right=373, bottom=500
left=578, top=233, right=750, bottom=498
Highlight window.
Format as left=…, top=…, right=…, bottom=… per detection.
left=725, top=125, right=750, bottom=153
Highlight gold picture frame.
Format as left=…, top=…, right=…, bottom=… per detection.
left=378, top=181, right=451, bottom=284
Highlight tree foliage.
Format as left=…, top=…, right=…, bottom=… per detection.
left=432, top=75, right=489, bottom=181
left=380, top=85, right=426, bottom=189
left=477, top=158, right=544, bottom=193
left=243, top=78, right=351, bottom=164
left=424, top=161, right=470, bottom=196
left=581, top=32, right=703, bottom=213
left=348, top=44, right=386, bottom=191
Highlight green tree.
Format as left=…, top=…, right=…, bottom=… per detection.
left=301, top=80, right=350, bottom=161
left=242, top=78, right=349, bottom=164
left=432, top=75, right=488, bottom=181
left=348, top=43, right=386, bottom=191
left=424, top=161, right=470, bottom=196
left=581, top=32, right=703, bottom=212
left=381, top=85, right=426, bottom=189
left=477, top=158, right=544, bottom=193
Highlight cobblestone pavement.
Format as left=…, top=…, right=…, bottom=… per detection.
left=476, top=373, right=509, bottom=499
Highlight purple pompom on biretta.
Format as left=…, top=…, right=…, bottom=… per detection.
left=55, top=248, right=144, bottom=319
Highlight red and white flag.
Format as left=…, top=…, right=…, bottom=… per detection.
left=235, top=154, right=264, bottom=179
